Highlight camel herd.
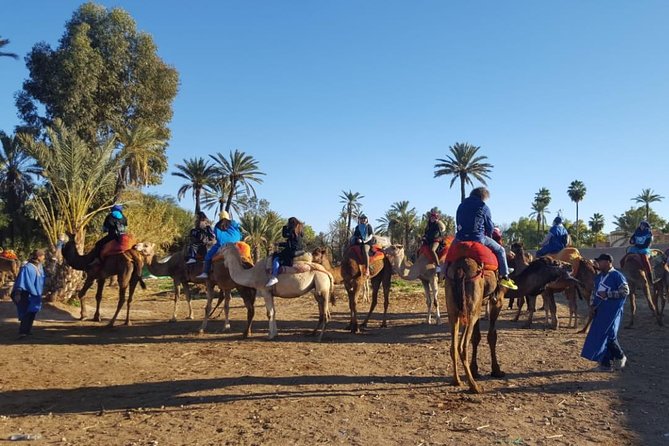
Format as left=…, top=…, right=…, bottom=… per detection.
left=4, top=236, right=666, bottom=394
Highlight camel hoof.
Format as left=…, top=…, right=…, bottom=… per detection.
left=380, top=322, right=388, bottom=328
left=451, top=379, right=463, bottom=387
left=435, top=318, right=442, bottom=326
left=197, top=329, right=205, bottom=336
left=469, top=384, right=484, bottom=394
left=491, top=370, right=506, bottom=378
left=187, top=316, right=194, bottom=320
left=472, top=371, right=481, bottom=379
left=94, top=316, right=102, bottom=323
left=124, top=321, right=132, bottom=327
left=224, top=323, right=231, bottom=331
left=169, top=318, right=177, bottom=323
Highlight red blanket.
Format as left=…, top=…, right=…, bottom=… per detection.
left=418, top=235, right=455, bottom=263
left=445, top=240, right=498, bottom=271
left=350, top=245, right=385, bottom=264
left=100, top=234, right=137, bottom=259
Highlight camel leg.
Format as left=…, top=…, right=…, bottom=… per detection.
left=431, top=276, right=441, bottom=325
left=450, top=320, right=463, bottom=387
left=626, top=291, right=637, bottom=329
left=546, top=292, right=558, bottom=330
left=222, top=290, right=232, bottom=331
left=421, top=279, right=433, bottom=324
left=184, top=283, right=194, bottom=320
left=362, top=278, right=381, bottom=329
left=523, top=295, right=536, bottom=329
left=124, top=278, right=139, bottom=326
left=198, top=281, right=216, bottom=334
left=240, top=288, right=256, bottom=339
left=380, top=269, right=391, bottom=328
left=488, top=295, right=505, bottom=378
left=78, top=276, right=96, bottom=320
left=170, top=280, right=180, bottom=322
left=565, top=288, right=577, bottom=329
left=512, top=296, right=524, bottom=322
left=107, top=284, right=126, bottom=328
left=346, top=283, right=360, bottom=333
left=93, top=278, right=105, bottom=322
left=263, top=293, right=278, bottom=340
left=642, top=280, right=662, bottom=326
left=470, top=320, right=481, bottom=379
left=460, top=316, right=483, bottom=394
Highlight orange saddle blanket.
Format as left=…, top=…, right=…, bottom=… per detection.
left=418, top=235, right=455, bottom=264
left=350, top=244, right=385, bottom=265
left=100, top=234, right=137, bottom=258
left=212, top=242, right=252, bottom=264
left=445, top=240, right=498, bottom=271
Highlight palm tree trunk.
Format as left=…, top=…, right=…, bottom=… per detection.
left=346, top=209, right=352, bottom=237
left=575, top=202, right=579, bottom=243
left=460, top=175, right=466, bottom=203
left=646, top=203, right=649, bottom=221
left=225, top=179, right=237, bottom=213
left=195, top=187, right=201, bottom=214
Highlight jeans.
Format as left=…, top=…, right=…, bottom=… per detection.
left=202, top=243, right=220, bottom=274
left=480, top=236, right=511, bottom=277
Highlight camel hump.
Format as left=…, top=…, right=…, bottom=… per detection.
left=100, top=234, right=137, bottom=259
left=445, top=241, right=498, bottom=271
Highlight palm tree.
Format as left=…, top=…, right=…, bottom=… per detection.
left=172, top=157, right=215, bottom=214
left=0, top=36, right=18, bottom=59
left=239, top=213, right=268, bottom=262
left=529, top=188, right=551, bottom=235
left=201, top=179, right=246, bottom=217
left=434, top=142, right=493, bottom=203
left=0, top=132, right=40, bottom=244
left=567, top=180, right=586, bottom=242
left=339, top=190, right=364, bottom=236
left=262, top=211, right=284, bottom=257
left=632, top=188, right=664, bottom=221
left=210, top=150, right=264, bottom=215
left=375, top=211, right=398, bottom=242
left=390, top=200, right=418, bottom=248
left=588, top=213, right=605, bottom=234
left=115, top=124, right=168, bottom=193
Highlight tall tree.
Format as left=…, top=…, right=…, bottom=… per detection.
left=201, top=179, right=246, bottom=217
left=210, top=150, right=264, bottom=215
left=529, top=188, right=551, bottom=234
left=390, top=200, right=418, bottom=248
left=434, top=142, right=493, bottom=203
left=115, top=124, right=168, bottom=195
left=172, top=157, right=215, bottom=214
left=0, top=132, right=40, bottom=244
left=0, top=36, right=18, bottom=59
left=15, top=2, right=178, bottom=183
left=339, top=190, right=364, bottom=236
left=632, top=188, right=664, bottom=221
left=588, top=213, right=605, bottom=234
left=567, top=180, right=587, bottom=242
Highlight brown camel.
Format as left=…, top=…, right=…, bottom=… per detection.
left=311, top=247, right=343, bottom=284
left=0, top=256, right=20, bottom=286
left=620, top=253, right=662, bottom=327
left=383, top=245, right=442, bottom=325
left=62, top=236, right=146, bottom=327
left=507, top=242, right=533, bottom=310
left=445, top=256, right=576, bottom=393
left=137, top=243, right=256, bottom=336
left=219, top=243, right=334, bottom=341
left=651, top=250, right=668, bottom=318
left=340, top=244, right=397, bottom=333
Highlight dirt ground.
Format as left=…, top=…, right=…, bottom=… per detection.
left=0, top=278, right=667, bottom=446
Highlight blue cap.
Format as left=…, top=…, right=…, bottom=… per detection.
left=111, top=204, right=123, bottom=212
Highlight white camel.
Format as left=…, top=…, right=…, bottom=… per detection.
left=384, top=245, right=441, bottom=324
left=219, top=243, right=334, bottom=341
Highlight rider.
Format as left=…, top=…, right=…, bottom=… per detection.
left=536, top=216, right=570, bottom=257
left=185, top=211, right=216, bottom=265
left=352, top=214, right=375, bottom=277
left=92, top=204, right=128, bottom=262
left=266, top=217, right=305, bottom=287
left=628, top=220, right=654, bottom=282
left=455, top=187, right=518, bottom=290
left=195, top=210, right=242, bottom=279
left=422, top=208, right=446, bottom=273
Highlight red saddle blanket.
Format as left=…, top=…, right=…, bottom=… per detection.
left=418, top=235, right=455, bottom=263
left=445, top=240, right=498, bottom=271
left=0, top=250, right=18, bottom=260
left=350, top=245, right=385, bottom=265
left=100, top=234, right=136, bottom=259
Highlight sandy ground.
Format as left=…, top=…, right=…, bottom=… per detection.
left=0, top=278, right=667, bottom=446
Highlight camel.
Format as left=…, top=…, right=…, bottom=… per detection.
left=219, top=243, right=334, bottom=341
left=311, top=247, right=343, bottom=284
left=651, top=250, right=668, bottom=318
left=62, top=236, right=146, bottom=327
left=445, top=256, right=576, bottom=393
left=507, top=242, right=533, bottom=310
left=0, top=255, right=20, bottom=286
left=620, top=253, right=662, bottom=328
left=514, top=248, right=595, bottom=329
left=382, top=245, right=442, bottom=325
left=340, top=244, right=397, bottom=334
left=136, top=243, right=256, bottom=337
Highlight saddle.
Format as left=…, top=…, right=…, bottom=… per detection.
left=350, top=244, right=385, bottom=265
left=0, top=250, right=18, bottom=260
left=444, top=240, right=498, bottom=271
left=100, top=234, right=137, bottom=259
left=212, top=242, right=253, bottom=264
left=418, top=235, right=455, bottom=264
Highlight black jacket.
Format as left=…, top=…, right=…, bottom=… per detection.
left=103, top=213, right=128, bottom=237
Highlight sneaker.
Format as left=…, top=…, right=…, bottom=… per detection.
left=435, top=266, right=442, bottom=273
left=195, top=272, right=208, bottom=279
left=186, top=258, right=197, bottom=264
left=597, top=364, right=613, bottom=372
left=615, top=355, right=627, bottom=370
left=265, top=277, right=279, bottom=287
left=499, top=277, right=518, bottom=290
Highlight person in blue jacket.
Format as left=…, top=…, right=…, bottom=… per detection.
left=536, top=216, right=570, bottom=257
left=627, top=220, right=654, bottom=281
left=196, top=210, right=242, bottom=279
left=11, top=249, right=46, bottom=338
left=352, top=215, right=375, bottom=277
left=455, top=187, right=517, bottom=290
left=581, top=253, right=629, bottom=371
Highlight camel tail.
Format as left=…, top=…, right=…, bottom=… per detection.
left=455, top=267, right=468, bottom=326
left=138, top=277, right=147, bottom=290
left=329, top=273, right=336, bottom=306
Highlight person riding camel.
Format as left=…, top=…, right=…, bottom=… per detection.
left=92, top=204, right=127, bottom=262
left=266, top=217, right=305, bottom=287
left=352, top=214, right=375, bottom=277
left=536, top=216, right=570, bottom=257
left=196, top=210, right=242, bottom=279
left=628, top=220, right=654, bottom=282
left=491, top=227, right=503, bottom=245
left=186, top=211, right=215, bottom=265
left=422, top=208, right=446, bottom=273
left=455, top=187, right=518, bottom=290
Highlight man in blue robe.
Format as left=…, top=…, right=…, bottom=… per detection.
left=11, top=249, right=46, bottom=338
left=581, top=253, right=629, bottom=371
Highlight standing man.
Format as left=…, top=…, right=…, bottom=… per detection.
left=455, top=187, right=517, bottom=289
left=581, top=253, right=629, bottom=371
left=11, top=249, right=46, bottom=339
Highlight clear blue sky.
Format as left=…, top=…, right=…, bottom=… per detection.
left=2, top=1, right=668, bottom=234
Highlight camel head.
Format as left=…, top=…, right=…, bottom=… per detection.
left=134, top=242, right=155, bottom=257
left=311, top=247, right=327, bottom=264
